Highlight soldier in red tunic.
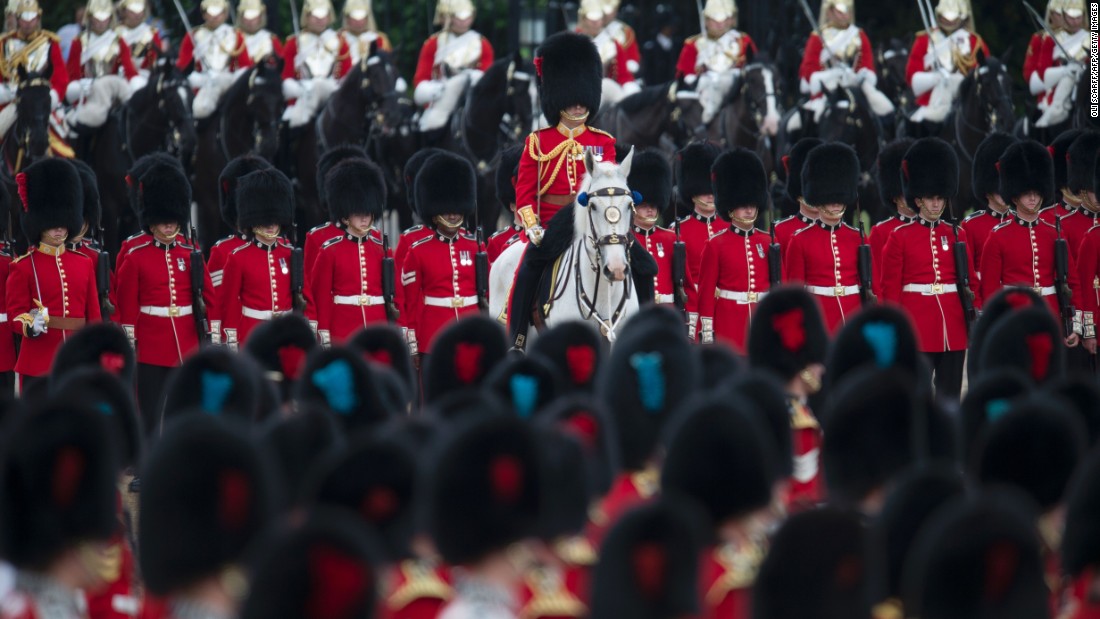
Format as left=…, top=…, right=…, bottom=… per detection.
left=981, top=139, right=1083, bottom=346
left=783, top=142, right=864, bottom=332
left=881, top=138, right=978, bottom=398
left=116, top=161, right=213, bottom=431
left=394, top=148, right=447, bottom=343
left=774, top=138, right=822, bottom=255
left=1059, top=132, right=1100, bottom=259
left=311, top=158, right=390, bottom=345
left=674, top=140, right=722, bottom=284
left=961, top=132, right=1016, bottom=279
left=0, top=213, right=14, bottom=393
left=219, top=168, right=296, bottom=348
left=486, top=144, right=524, bottom=265
left=114, top=153, right=182, bottom=282
left=1040, top=128, right=1084, bottom=222
left=868, top=138, right=915, bottom=298
left=697, top=148, right=772, bottom=353
left=7, top=159, right=100, bottom=393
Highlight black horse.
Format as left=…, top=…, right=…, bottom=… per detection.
left=875, top=37, right=913, bottom=140
left=591, top=82, right=691, bottom=151
left=3, top=64, right=54, bottom=175
left=193, top=56, right=285, bottom=252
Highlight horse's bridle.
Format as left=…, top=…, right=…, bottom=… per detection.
left=498, top=60, right=532, bottom=142
left=357, top=56, right=402, bottom=150
left=954, top=66, right=1012, bottom=162
left=574, top=185, right=635, bottom=339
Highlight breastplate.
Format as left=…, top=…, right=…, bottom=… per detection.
left=4, top=35, right=51, bottom=76
left=1055, top=30, right=1089, bottom=64
left=297, top=31, right=339, bottom=78
left=436, top=31, right=482, bottom=73
left=345, top=30, right=379, bottom=64
left=81, top=31, right=119, bottom=77
left=820, top=26, right=860, bottom=65
left=928, top=30, right=971, bottom=73
left=245, top=30, right=273, bottom=60
left=118, top=24, right=153, bottom=58
left=193, top=26, right=233, bottom=73
left=698, top=32, right=741, bottom=73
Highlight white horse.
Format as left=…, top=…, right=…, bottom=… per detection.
left=490, top=148, right=640, bottom=346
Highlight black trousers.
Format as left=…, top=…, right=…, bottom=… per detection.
left=926, top=350, right=965, bottom=400
left=137, top=363, right=177, bottom=436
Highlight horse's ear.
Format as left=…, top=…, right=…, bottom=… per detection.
left=975, top=48, right=987, bottom=67
left=584, top=148, right=597, bottom=177
left=368, top=40, right=379, bottom=58
left=744, top=46, right=755, bottom=65
left=16, top=64, right=26, bottom=82
left=619, top=146, right=634, bottom=177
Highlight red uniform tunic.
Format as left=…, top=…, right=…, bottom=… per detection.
left=117, top=238, right=213, bottom=367
left=394, top=224, right=435, bottom=333
left=206, top=234, right=248, bottom=324
left=515, top=125, right=617, bottom=228
left=960, top=209, right=1009, bottom=277
left=380, top=559, right=454, bottom=619
left=1023, top=31, right=1048, bottom=98
left=880, top=219, right=979, bottom=352
left=1074, top=226, right=1100, bottom=325
left=980, top=216, right=1083, bottom=323
left=412, top=31, right=494, bottom=86
left=580, top=33, right=632, bottom=86
left=487, top=224, right=523, bottom=264
left=516, top=537, right=593, bottom=619
left=310, top=233, right=388, bottom=342
left=633, top=225, right=698, bottom=311
left=0, top=251, right=14, bottom=373
left=303, top=223, right=381, bottom=322
left=1040, top=203, right=1073, bottom=224
left=678, top=212, right=721, bottom=285
left=783, top=221, right=863, bottom=332
left=219, top=238, right=293, bottom=343
left=280, top=33, right=352, bottom=80
left=905, top=30, right=989, bottom=107
left=401, top=231, right=479, bottom=354
left=674, top=32, right=757, bottom=77
left=868, top=214, right=914, bottom=298
left=697, top=542, right=765, bottom=619
left=175, top=27, right=252, bottom=73
left=66, top=34, right=139, bottom=80
left=585, top=467, right=658, bottom=549
left=84, top=531, right=138, bottom=619
left=1059, top=209, right=1099, bottom=259
left=7, top=245, right=101, bottom=377
left=788, top=397, right=822, bottom=508
left=0, top=31, right=70, bottom=98
left=1064, top=570, right=1100, bottom=619
left=696, top=226, right=771, bottom=353
left=773, top=213, right=815, bottom=257
left=798, top=28, right=876, bottom=91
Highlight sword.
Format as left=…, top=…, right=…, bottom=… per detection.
left=170, top=0, right=194, bottom=37
left=1022, top=1, right=1076, bottom=64
left=694, top=0, right=706, bottom=42
left=797, top=0, right=848, bottom=69
left=288, top=0, right=300, bottom=38
left=915, top=0, right=946, bottom=72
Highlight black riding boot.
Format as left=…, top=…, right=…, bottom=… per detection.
left=508, top=248, right=543, bottom=350
left=629, top=242, right=657, bottom=305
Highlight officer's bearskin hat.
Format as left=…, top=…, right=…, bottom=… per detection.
left=244, top=313, right=319, bottom=403
left=747, top=286, right=828, bottom=382
left=240, top=510, right=381, bottom=619
left=875, top=138, right=914, bottom=206
left=902, top=137, right=959, bottom=212
left=296, top=346, right=394, bottom=434
left=423, top=316, right=508, bottom=404
left=959, top=368, right=1033, bottom=460
left=697, top=344, right=744, bottom=389
left=50, top=322, right=136, bottom=385
left=347, top=324, right=416, bottom=400
left=675, top=141, right=721, bottom=205
left=1051, top=128, right=1084, bottom=193
left=237, top=168, right=295, bottom=231
left=977, top=306, right=1065, bottom=385
left=802, top=142, right=860, bottom=208
left=533, top=425, right=593, bottom=543
left=307, top=432, right=417, bottom=562
left=826, top=304, right=923, bottom=391
left=326, top=158, right=387, bottom=221
left=138, top=157, right=192, bottom=228
left=416, top=151, right=477, bottom=222
left=0, top=404, right=119, bottom=570
left=598, top=308, right=700, bottom=471
left=998, top=139, right=1055, bottom=206
left=1067, top=131, right=1100, bottom=194
left=258, top=407, right=343, bottom=511
left=162, top=347, right=265, bottom=422
left=730, top=370, right=793, bottom=477
left=782, top=137, right=823, bottom=203
left=17, top=158, right=83, bottom=244
left=628, top=149, right=674, bottom=217
left=662, top=394, right=781, bottom=528
left=866, top=465, right=966, bottom=612
left=753, top=507, right=868, bottom=619
left=1041, top=375, right=1100, bottom=448
left=126, top=152, right=182, bottom=218
left=425, top=413, right=543, bottom=565
left=903, top=490, right=1048, bottom=619
left=967, top=286, right=1047, bottom=379
left=535, top=32, right=602, bottom=126
left=403, top=147, right=447, bottom=218
left=972, top=132, right=1017, bottom=203
left=496, top=144, right=523, bottom=210
left=71, top=158, right=101, bottom=231
left=1062, top=448, right=1100, bottom=577
left=484, top=355, right=564, bottom=419
left=51, top=367, right=143, bottom=470
left=219, top=155, right=272, bottom=231
left=713, top=147, right=768, bottom=220
left=973, top=400, right=1085, bottom=512
left=140, top=415, right=275, bottom=596
left=529, top=320, right=607, bottom=394
left=588, top=498, right=706, bottom=619
left=315, top=144, right=367, bottom=212
left=540, top=395, right=615, bottom=497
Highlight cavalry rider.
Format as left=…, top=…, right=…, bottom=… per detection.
left=793, top=0, right=894, bottom=134
left=64, top=0, right=142, bottom=139
left=177, top=0, right=252, bottom=120
left=576, top=0, right=639, bottom=107
left=412, top=0, right=494, bottom=134
left=0, top=0, right=68, bottom=143
left=600, top=0, right=641, bottom=81
left=341, top=0, right=394, bottom=64
left=281, top=0, right=351, bottom=129
left=1024, top=0, right=1062, bottom=128
left=238, top=0, right=283, bottom=62
left=906, top=0, right=989, bottom=128
left=116, top=0, right=164, bottom=74
left=1034, top=0, right=1089, bottom=128
left=675, top=0, right=756, bottom=126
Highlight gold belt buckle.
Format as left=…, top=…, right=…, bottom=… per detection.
left=167, top=305, right=180, bottom=317
left=834, top=285, right=845, bottom=297
left=930, top=283, right=943, bottom=294
left=271, top=310, right=284, bottom=318
left=358, top=295, right=369, bottom=306
left=746, top=291, right=758, bottom=303
left=451, top=296, right=465, bottom=308
left=1033, top=285, right=1043, bottom=296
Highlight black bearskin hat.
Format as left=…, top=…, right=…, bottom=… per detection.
left=713, top=147, right=768, bottom=220
left=1041, top=375, right=1100, bottom=448
left=529, top=321, right=608, bottom=394
left=902, top=137, right=959, bottom=212
left=998, top=139, right=1055, bottom=206
left=403, top=147, right=447, bottom=218
left=1062, top=448, right=1100, bottom=577
left=972, top=132, right=1016, bottom=203
left=747, top=286, right=828, bottom=381
left=423, top=316, right=508, bottom=404
left=0, top=404, right=119, bottom=570
left=676, top=141, right=721, bottom=205
left=802, top=142, right=860, bottom=207
left=326, top=158, right=387, bottom=221
left=243, top=313, right=318, bottom=403
left=532, top=425, right=592, bottom=545
left=219, top=155, right=272, bottom=231
left=138, top=158, right=192, bottom=228
left=875, top=138, right=914, bottom=205
left=826, top=304, right=923, bottom=390
left=347, top=324, right=416, bottom=402
left=126, top=152, right=182, bottom=217
left=416, top=152, right=476, bottom=222
left=540, top=395, right=615, bottom=497
left=628, top=149, right=674, bottom=216
left=237, top=168, right=295, bottom=231
left=51, top=368, right=143, bottom=470
left=697, top=344, right=744, bottom=388
left=782, top=137, right=823, bottom=203
left=536, top=32, right=602, bottom=126
left=296, top=346, right=394, bottom=434
left=50, top=322, right=136, bottom=385
left=315, top=144, right=367, bottom=211
left=1067, top=131, right=1100, bottom=194
left=70, top=159, right=101, bottom=231
left=967, top=286, right=1047, bottom=379
left=496, top=144, right=523, bottom=209
left=139, top=415, right=275, bottom=595
left=258, top=407, right=343, bottom=511
left=959, top=368, right=1033, bottom=461
left=977, top=306, right=1065, bottom=385
left=162, top=347, right=265, bottom=422
left=730, top=370, right=793, bottom=476
left=484, top=355, right=564, bottom=419
left=1051, top=128, right=1084, bottom=192
left=17, top=158, right=83, bottom=243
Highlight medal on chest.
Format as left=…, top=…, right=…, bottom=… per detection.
left=756, top=243, right=765, bottom=258
left=177, top=257, right=186, bottom=272
left=656, top=243, right=665, bottom=258
left=583, top=145, right=604, bottom=162
left=459, top=250, right=472, bottom=267
left=940, top=235, right=949, bottom=252
left=279, top=257, right=289, bottom=275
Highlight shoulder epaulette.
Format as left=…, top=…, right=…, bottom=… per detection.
left=840, top=222, right=860, bottom=233
left=277, top=238, right=294, bottom=249
left=991, top=219, right=1013, bottom=232
left=126, top=241, right=152, bottom=255
left=710, top=228, right=729, bottom=239
left=685, top=34, right=702, bottom=44
left=656, top=225, right=674, bottom=234
left=589, top=127, right=614, bottom=138
left=792, top=224, right=815, bottom=237
left=308, top=222, right=333, bottom=234
left=11, top=249, right=32, bottom=264
left=370, top=235, right=384, bottom=246
left=124, top=231, right=146, bottom=242
left=212, top=235, right=239, bottom=248
left=401, top=224, right=424, bottom=234
left=460, top=232, right=476, bottom=242
left=503, top=234, right=523, bottom=249
left=488, top=227, right=512, bottom=240
left=409, top=235, right=434, bottom=250
left=320, top=236, right=342, bottom=250
left=962, top=210, right=988, bottom=222
left=231, top=242, right=252, bottom=254
left=1039, top=219, right=1058, bottom=230
left=776, top=214, right=799, bottom=225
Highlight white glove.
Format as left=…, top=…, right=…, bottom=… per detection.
left=49, top=88, right=60, bottom=110
left=0, top=83, right=14, bottom=104
left=282, top=77, right=304, bottom=100
left=684, top=73, right=698, bottom=86
left=30, top=311, right=47, bottom=336
left=413, top=80, right=444, bottom=106
left=910, top=70, right=941, bottom=97
left=626, top=59, right=640, bottom=75
left=857, top=67, right=877, bottom=87
left=395, top=76, right=408, bottom=92
left=1044, top=64, right=1081, bottom=90
left=622, top=81, right=641, bottom=96
left=526, top=224, right=545, bottom=246
left=187, top=71, right=207, bottom=90
left=1028, top=71, right=1045, bottom=96
left=65, top=80, right=85, bottom=104
left=128, top=74, right=149, bottom=93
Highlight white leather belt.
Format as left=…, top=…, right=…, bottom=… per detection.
left=716, top=288, right=766, bottom=304
left=334, top=294, right=384, bottom=306
left=424, top=295, right=478, bottom=308
left=902, top=283, right=958, bottom=295
left=242, top=306, right=288, bottom=320
left=655, top=293, right=675, bottom=304
left=140, top=305, right=193, bottom=317
left=0, top=313, right=8, bottom=322
left=1033, top=286, right=1057, bottom=297
left=806, top=284, right=860, bottom=297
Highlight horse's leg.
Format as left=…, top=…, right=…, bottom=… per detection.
left=193, top=125, right=228, bottom=254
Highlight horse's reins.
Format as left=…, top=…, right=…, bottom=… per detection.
left=574, top=186, right=634, bottom=341
left=953, top=67, right=1011, bottom=163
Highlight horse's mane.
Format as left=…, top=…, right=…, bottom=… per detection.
left=470, top=55, right=535, bottom=101
left=958, top=56, right=1004, bottom=102
left=618, top=83, right=671, bottom=114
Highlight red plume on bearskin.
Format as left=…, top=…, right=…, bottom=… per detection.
left=1025, top=333, right=1052, bottom=382
left=306, top=546, right=370, bottom=619
left=51, top=447, right=85, bottom=509
left=454, top=342, right=485, bottom=385
left=490, top=454, right=523, bottom=504
left=15, top=171, right=27, bottom=211
left=278, top=345, right=307, bottom=381
left=772, top=308, right=806, bottom=352
left=360, top=486, right=398, bottom=522
left=632, top=542, right=666, bottom=598
left=99, top=352, right=126, bottom=375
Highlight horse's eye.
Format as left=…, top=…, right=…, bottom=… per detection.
left=605, top=207, right=621, bottom=224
